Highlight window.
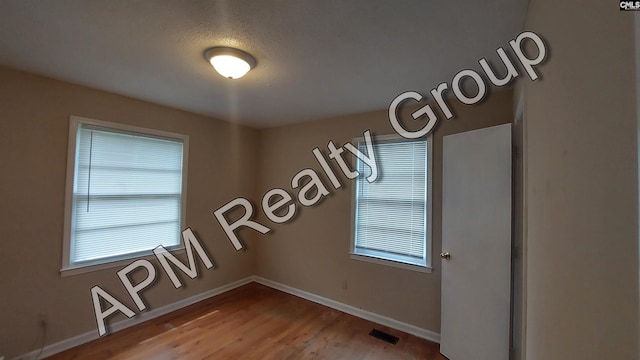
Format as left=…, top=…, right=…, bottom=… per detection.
left=62, top=116, right=188, bottom=275
left=351, top=134, right=432, bottom=272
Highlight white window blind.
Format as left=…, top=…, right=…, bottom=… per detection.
left=353, top=137, right=430, bottom=267
left=68, top=122, right=185, bottom=267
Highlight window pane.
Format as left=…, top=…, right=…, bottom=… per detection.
left=353, top=138, right=428, bottom=264
left=70, top=124, right=184, bottom=265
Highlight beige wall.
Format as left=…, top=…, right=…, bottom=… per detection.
left=254, top=90, right=514, bottom=334
left=523, top=1, right=640, bottom=359
left=0, top=67, right=259, bottom=358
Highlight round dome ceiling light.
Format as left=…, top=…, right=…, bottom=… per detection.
left=204, top=47, right=256, bottom=79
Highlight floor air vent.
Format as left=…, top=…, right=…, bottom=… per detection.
left=368, top=328, right=399, bottom=344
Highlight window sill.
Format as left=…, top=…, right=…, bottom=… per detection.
left=60, top=248, right=185, bottom=277
left=349, top=253, right=432, bottom=273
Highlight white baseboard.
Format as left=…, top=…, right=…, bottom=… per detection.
left=17, top=275, right=439, bottom=359
left=16, top=276, right=254, bottom=360
left=253, top=276, right=441, bottom=344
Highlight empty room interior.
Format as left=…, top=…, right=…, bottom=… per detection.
left=1, top=1, right=639, bottom=359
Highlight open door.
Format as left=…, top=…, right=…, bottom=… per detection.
left=440, top=123, right=512, bottom=360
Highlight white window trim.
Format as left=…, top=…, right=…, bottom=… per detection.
left=60, top=116, right=189, bottom=276
left=349, top=133, right=433, bottom=273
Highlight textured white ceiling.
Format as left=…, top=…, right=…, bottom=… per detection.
left=0, top=1, right=528, bottom=128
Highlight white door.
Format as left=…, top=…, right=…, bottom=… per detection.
left=440, top=123, right=512, bottom=360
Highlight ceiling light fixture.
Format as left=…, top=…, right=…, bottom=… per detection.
left=204, top=47, right=256, bottom=79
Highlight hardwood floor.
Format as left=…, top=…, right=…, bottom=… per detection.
left=46, top=282, right=446, bottom=359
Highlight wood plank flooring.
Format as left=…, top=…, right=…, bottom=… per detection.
left=46, top=282, right=445, bottom=359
